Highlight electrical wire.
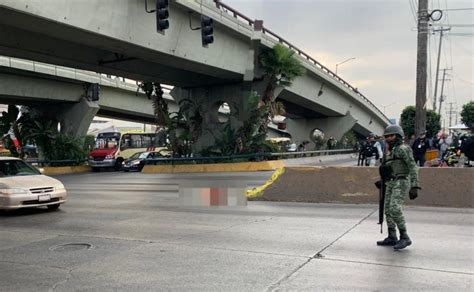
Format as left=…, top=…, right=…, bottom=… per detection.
left=409, top=0, right=418, bottom=25
left=443, top=8, right=474, bottom=11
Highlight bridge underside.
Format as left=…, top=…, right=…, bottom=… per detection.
left=0, top=8, right=241, bottom=87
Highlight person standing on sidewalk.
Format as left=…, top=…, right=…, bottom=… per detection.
left=412, top=130, right=428, bottom=166
left=377, top=125, right=420, bottom=250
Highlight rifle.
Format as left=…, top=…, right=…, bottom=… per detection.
left=376, top=144, right=388, bottom=233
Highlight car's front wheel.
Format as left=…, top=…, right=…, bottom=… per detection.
left=47, top=204, right=60, bottom=211
left=114, top=158, right=124, bottom=171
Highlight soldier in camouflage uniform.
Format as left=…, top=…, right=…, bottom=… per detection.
left=377, top=125, right=421, bottom=250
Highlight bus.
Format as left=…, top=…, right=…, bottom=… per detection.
left=88, top=132, right=167, bottom=171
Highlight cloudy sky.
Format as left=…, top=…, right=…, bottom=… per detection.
left=224, top=0, right=473, bottom=125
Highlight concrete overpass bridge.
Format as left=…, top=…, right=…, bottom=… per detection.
left=0, top=0, right=390, bottom=146
left=0, top=56, right=179, bottom=137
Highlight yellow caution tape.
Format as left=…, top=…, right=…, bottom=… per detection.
left=246, top=167, right=285, bottom=199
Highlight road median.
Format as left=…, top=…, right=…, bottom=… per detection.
left=142, top=160, right=284, bottom=173
left=252, top=166, right=473, bottom=208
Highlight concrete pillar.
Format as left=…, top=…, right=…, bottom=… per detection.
left=171, top=85, right=247, bottom=151
left=58, top=97, right=99, bottom=138
left=286, top=111, right=357, bottom=147
left=313, top=111, right=358, bottom=141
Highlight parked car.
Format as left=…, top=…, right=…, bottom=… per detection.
left=286, top=143, right=297, bottom=152
left=122, top=151, right=165, bottom=172
left=0, top=157, right=67, bottom=210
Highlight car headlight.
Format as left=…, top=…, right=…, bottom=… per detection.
left=0, top=188, right=29, bottom=195
left=132, top=161, right=140, bottom=165
left=88, top=156, right=93, bottom=160
left=105, top=155, right=114, bottom=160
left=55, top=185, right=66, bottom=192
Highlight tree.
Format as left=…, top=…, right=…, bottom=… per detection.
left=400, top=106, right=441, bottom=138
left=460, top=101, right=474, bottom=129
left=202, top=92, right=272, bottom=156
left=259, top=43, right=305, bottom=118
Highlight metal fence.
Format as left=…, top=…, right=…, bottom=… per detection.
left=22, top=149, right=356, bottom=167
left=145, top=149, right=356, bottom=166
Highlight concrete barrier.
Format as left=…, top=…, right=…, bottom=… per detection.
left=42, top=165, right=91, bottom=175
left=258, top=166, right=474, bottom=208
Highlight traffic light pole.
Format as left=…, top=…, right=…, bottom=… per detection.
left=415, top=0, right=429, bottom=138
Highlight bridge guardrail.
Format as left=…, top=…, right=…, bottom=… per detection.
left=213, top=0, right=388, bottom=122
left=0, top=56, right=174, bottom=96
left=145, top=149, right=356, bottom=165
left=23, top=149, right=355, bottom=168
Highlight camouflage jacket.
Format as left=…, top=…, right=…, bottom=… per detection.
left=386, top=143, right=419, bottom=188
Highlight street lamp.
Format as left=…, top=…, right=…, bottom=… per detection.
left=335, top=57, right=356, bottom=75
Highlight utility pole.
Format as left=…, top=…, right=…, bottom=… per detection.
left=446, top=102, right=457, bottom=129
left=432, top=27, right=451, bottom=111
left=438, top=69, right=451, bottom=115
left=415, top=0, right=429, bottom=137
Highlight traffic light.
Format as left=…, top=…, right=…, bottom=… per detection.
left=201, top=16, right=214, bottom=47
left=156, top=0, right=169, bottom=33
left=89, top=83, right=100, bottom=101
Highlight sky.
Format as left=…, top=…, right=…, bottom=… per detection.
left=224, top=0, right=473, bottom=126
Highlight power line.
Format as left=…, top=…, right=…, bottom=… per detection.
left=447, top=33, right=474, bottom=36
left=409, top=0, right=418, bottom=24
left=450, top=38, right=473, bottom=54
left=430, top=24, right=474, bottom=27
left=443, top=8, right=474, bottom=11
left=444, top=0, right=451, bottom=26
left=451, top=72, right=474, bottom=86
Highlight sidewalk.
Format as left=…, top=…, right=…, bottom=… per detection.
left=0, top=183, right=472, bottom=291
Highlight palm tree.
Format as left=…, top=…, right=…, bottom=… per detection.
left=259, top=43, right=305, bottom=117
left=21, top=119, right=57, bottom=160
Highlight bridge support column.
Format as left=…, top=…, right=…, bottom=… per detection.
left=286, top=112, right=357, bottom=147
left=58, top=97, right=99, bottom=138
left=171, top=85, right=249, bottom=151
left=313, top=112, right=358, bottom=141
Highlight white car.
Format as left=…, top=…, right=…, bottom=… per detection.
left=286, top=143, right=297, bottom=152
left=0, top=157, right=67, bottom=210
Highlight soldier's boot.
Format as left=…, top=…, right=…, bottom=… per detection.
left=377, top=228, right=398, bottom=246
left=393, top=230, right=412, bottom=250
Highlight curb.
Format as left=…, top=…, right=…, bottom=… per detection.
left=142, top=160, right=284, bottom=173
left=42, top=165, right=91, bottom=175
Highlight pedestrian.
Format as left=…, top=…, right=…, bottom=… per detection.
left=374, top=136, right=384, bottom=165
left=327, top=137, right=336, bottom=150
left=362, top=133, right=378, bottom=166
left=438, top=134, right=449, bottom=159
left=298, top=143, right=305, bottom=152
left=378, top=125, right=420, bottom=250
left=411, top=130, right=428, bottom=166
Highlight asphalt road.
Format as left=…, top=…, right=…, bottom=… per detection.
left=0, top=171, right=472, bottom=291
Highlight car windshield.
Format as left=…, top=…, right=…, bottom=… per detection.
left=138, top=152, right=150, bottom=159
left=129, top=152, right=145, bottom=159
left=0, top=160, right=40, bottom=177
left=94, top=132, right=121, bottom=150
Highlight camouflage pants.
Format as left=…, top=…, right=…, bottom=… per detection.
left=385, top=178, right=409, bottom=232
